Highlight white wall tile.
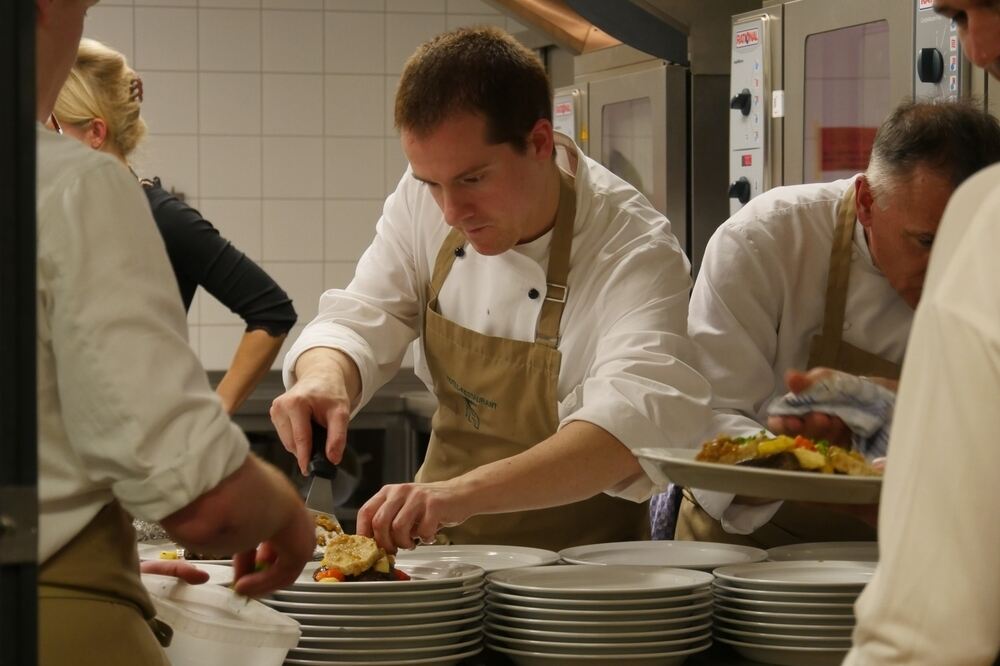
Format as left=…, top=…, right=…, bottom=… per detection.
left=263, top=74, right=324, bottom=135
left=199, top=198, right=263, bottom=259
left=139, top=72, right=198, bottom=134
left=201, top=0, right=260, bottom=7
left=325, top=137, right=385, bottom=198
left=385, top=13, right=446, bottom=75
left=325, top=75, right=385, bottom=136
left=324, top=199, right=381, bottom=261
left=133, top=135, right=199, bottom=199
left=200, top=289, right=245, bottom=325
left=200, top=324, right=246, bottom=369
left=263, top=10, right=324, bottom=72
left=199, top=9, right=261, bottom=71
left=100, top=0, right=135, bottom=5
left=200, top=136, right=262, bottom=197
left=136, top=0, right=196, bottom=5
left=263, top=199, right=325, bottom=261
left=262, top=138, right=324, bottom=198
left=323, top=261, right=359, bottom=290
left=84, top=6, right=135, bottom=63
left=446, top=13, right=505, bottom=31
left=189, top=292, right=202, bottom=325
left=384, top=75, right=399, bottom=135
left=386, top=0, right=444, bottom=12
left=266, top=0, right=322, bottom=8
left=270, top=322, right=305, bottom=369
left=326, top=0, right=383, bottom=9
left=446, top=0, right=499, bottom=14
left=135, top=8, right=198, bottom=70
left=199, top=73, right=262, bottom=134
left=325, top=12, right=385, bottom=74
left=263, top=261, right=326, bottom=323
left=384, top=137, right=408, bottom=194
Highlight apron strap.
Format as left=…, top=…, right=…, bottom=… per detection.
left=428, top=227, right=467, bottom=303
left=536, top=169, right=576, bottom=348
left=812, top=185, right=859, bottom=366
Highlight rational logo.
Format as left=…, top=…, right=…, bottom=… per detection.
left=918, top=0, right=934, bottom=9
left=735, top=28, right=760, bottom=49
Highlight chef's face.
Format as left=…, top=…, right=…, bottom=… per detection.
left=856, top=166, right=954, bottom=309
left=934, top=0, right=1000, bottom=79
left=402, top=111, right=555, bottom=256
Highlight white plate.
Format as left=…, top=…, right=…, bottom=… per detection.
left=635, top=447, right=881, bottom=504
left=713, top=581, right=858, bottom=601
left=486, top=609, right=713, bottom=632
left=487, top=598, right=713, bottom=621
left=283, top=644, right=482, bottom=666
left=559, top=540, right=766, bottom=570
left=487, top=587, right=712, bottom=610
left=394, top=545, right=560, bottom=572
left=713, top=561, right=874, bottom=590
left=285, top=602, right=484, bottom=627
left=298, top=614, right=482, bottom=638
left=485, top=630, right=712, bottom=654
left=485, top=618, right=711, bottom=642
left=489, top=641, right=710, bottom=666
left=713, top=614, right=853, bottom=635
left=714, top=592, right=854, bottom=614
left=767, top=541, right=878, bottom=562
left=273, top=582, right=480, bottom=604
left=288, top=561, right=485, bottom=591
left=187, top=562, right=234, bottom=585
left=297, top=626, right=481, bottom=649
left=487, top=565, right=713, bottom=598
left=264, top=590, right=484, bottom=615
left=287, top=636, right=482, bottom=658
left=714, top=624, right=852, bottom=646
left=137, top=541, right=232, bottom=565
left=715, top=636, right=849, bottom=666
left=714, top=607, right=855, bottom=625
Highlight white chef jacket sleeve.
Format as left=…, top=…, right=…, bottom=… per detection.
left=687, top=219, right=785, bottom=532
left=41, top=158, right=248, bottom=521
left=561, top=231, right=713, bottom=502
left=283, top=179, right=424, bottom=410
left=844, top=228, right=1000, bottom=662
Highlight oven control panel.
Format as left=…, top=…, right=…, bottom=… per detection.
left=915, top=0, right=967, bottom=100
left=730, top=16, right=767, bottom=215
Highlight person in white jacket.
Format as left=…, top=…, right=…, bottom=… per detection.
left=270, top=26, right=712, bottom=553
left=845, top=1, right=1000, bottom=662
left=669, top=99, right=1000, bottom=547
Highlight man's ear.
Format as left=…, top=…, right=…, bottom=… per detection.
left=527, top=118, right=554, bottom=161
left=88, top=118, right=109, bottom=150
left=855, top=174, right=876, bottom=229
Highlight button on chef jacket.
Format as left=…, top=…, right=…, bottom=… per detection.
left=687, top=177, right=912, bottom=533
left=284, top=132, right=712, bottom=501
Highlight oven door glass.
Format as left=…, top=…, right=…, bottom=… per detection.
left=601, top=97, right=654, bottom=203
left=803, top=21, right=890, bottom=183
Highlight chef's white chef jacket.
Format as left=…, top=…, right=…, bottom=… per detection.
left=284, top=133, right=712, bottom=501
left=688, top=177, right=912, bottom=532
left=37, top=126, right=248, bottom=562
left=845, top=164, right=1000, bottom=665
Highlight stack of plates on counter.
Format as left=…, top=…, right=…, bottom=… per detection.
left=712, top=560, right=874, bottom=666
left=394, top=544, right=560, bottom=573
left=766, top=541, right=878, bottom=562
left=485, top=565, right=714, bottom=666
left=559, top=540, right=767, bottom=571
left=263, top=561, right=486, bottom=666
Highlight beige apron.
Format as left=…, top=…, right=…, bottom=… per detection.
left=39, top=501, right=170, bottom=666
left=677, top=186, right=899, bottom=547
left=414, top=170, right=649, bottom=551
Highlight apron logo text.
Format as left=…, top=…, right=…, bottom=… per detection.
left=446, top=376, right=497, bottom=430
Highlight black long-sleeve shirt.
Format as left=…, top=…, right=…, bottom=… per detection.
left=142, top=178, right=297, bottom=336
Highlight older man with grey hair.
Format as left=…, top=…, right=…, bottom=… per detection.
left=662, top=99, right=1000, bottom=547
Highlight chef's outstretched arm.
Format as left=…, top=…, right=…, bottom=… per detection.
left=270, top=347, right=362, bottom=474
left=356, top=421, right=642, bottom=553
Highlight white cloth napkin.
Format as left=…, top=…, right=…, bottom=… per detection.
left=767, top=370, right=895, bottom=459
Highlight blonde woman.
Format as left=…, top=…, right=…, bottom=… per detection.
left=53, top=38, right=296, bottom=414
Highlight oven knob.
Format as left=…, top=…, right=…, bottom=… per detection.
left=728, top=177, right=752, bottom=204
left=730, top=88, right=752, bottom=116
left=917, top=47, right=944, bottom=83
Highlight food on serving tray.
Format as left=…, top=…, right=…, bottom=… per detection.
left=313, top=512, right=344, bottom=559
left=157, top=548, right=229, bottom=561
left=696, top=433, right=882, bottom=477
left=312, top=534, right=411, bottom=583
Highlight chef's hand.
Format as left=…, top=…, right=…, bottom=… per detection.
left=230, top=504, right=314, bottom=597
left=270, top=348, right=359, bottom=474
left=139, top=560, right=210, bottom=584
left=356, top=481, right=470, bottom=554
left=767, top=368, right=854, bottom=446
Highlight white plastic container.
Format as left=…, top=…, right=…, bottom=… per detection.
left=142, top=574, right=301, bottom=666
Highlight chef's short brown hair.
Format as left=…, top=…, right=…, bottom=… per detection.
left=394, top=26, right=552, bottom=153
left=867, top=99, right=1000, bottom=201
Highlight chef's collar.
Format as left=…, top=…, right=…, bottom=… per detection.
left=852, top=216, right=881, bottom=275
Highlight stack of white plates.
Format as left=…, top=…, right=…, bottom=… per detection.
left=559, top=540, right=767, bottom=571
left=712, top=560, right=874, bottom=666
left=766, top=541, right=878, bottom=562
left=485, top=565, right=713, bottom=666
left=394, top=544, right=560, bottom=573
left=263, top=561, right=486, bottom=665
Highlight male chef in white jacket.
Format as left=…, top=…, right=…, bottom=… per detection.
left=846, top=1, right=1000, bottom=662
left=675, top=100, right=1000, bottom=547
left=270, top=27, right=712, bottom=552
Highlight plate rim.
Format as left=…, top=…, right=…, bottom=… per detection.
left=558, top=540, right=766, bottom=569
left=487, top=564, right=714, bottom=596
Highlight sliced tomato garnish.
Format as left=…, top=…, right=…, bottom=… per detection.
left=391, top=568, right=411, bottom=581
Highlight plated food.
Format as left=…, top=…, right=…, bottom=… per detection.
left=697, top=433, right=881, bottom=477
left=313, top=534, right=411, bottom=583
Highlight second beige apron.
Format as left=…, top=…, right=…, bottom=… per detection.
left=415, top=170, right=648, bottom=551
left=677, top=185, right=900, bottom=548
left=39, top=500, right=170, bottom=666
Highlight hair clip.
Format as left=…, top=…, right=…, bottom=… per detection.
left=130, top=77, right=144, bottom=103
